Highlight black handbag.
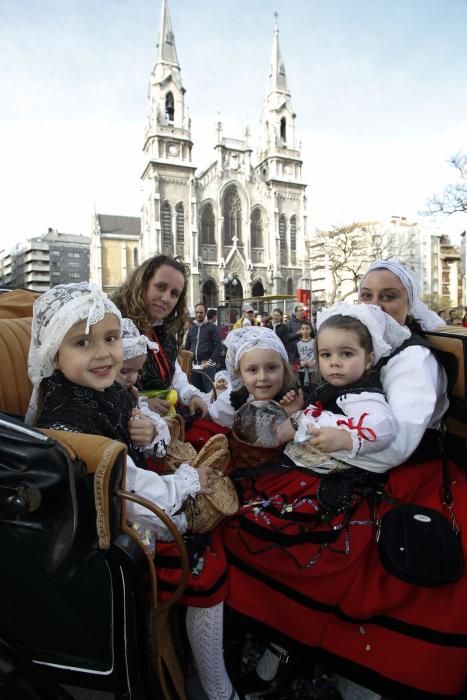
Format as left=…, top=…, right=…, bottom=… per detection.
left=377, top=458, right=463, bottom=587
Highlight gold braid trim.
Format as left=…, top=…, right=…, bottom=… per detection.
left=94, top=440, right=126, bottom=550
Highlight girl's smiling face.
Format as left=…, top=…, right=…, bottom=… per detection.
left=54, top=314, right=122, bottom=391
left=238, top=348, right=285, bottom=400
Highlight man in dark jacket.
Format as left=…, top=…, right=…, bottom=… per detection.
left=185, top=303, right=222, bottom=392
left=286, top=303, right=306, bottom=363
left=267, top=308, right=289, bottom=350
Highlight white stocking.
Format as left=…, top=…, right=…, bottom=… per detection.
left=256, top=642, right=286, bottom=681
left=186, top=603, right=239, bottom=700
left=337, top=676, right=382, bottom=700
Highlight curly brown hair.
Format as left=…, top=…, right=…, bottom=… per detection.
left=111, top=255, right=190, bottom=347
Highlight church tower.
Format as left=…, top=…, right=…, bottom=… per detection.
left=257, top=17, right=308, bottom=294
left=140, top=0, right=197, bottom=294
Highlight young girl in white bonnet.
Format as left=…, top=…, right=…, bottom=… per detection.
left=26, top=282, right=240, bottom=700
left=282, top=302, right=408, bottom=471
left=208, top=325, right=296, bottom=427
left=117, top=317, right=171, bottom=459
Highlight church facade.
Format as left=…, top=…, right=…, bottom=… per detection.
left=92, top=0, right=311, bottom=306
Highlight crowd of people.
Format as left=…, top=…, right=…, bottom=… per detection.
left=22, top=254, right=467, bottom=700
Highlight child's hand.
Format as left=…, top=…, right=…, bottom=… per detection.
left=130, top=386, right=139, bottom=400
left=280, top=388, right=305, bottom=415
left=196, top=465, right=214, bottom=494
left=307, top=426, right=352, bottom=453
left=129, top=408, right=156, bottom=447
left=147, top=397, right=171, bottom=415
left=188, top=395, right=209, bottom=418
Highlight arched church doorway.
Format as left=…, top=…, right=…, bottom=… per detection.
left=224, top=276, right=243, bottom=303
left=202, top=279, right=218, bottom=308
left=251, top=280, right=264, bottom=297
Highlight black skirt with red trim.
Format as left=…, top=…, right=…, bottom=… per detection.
left=223, top=459, right=467, bottom=698
left=155, top=527, right=227, bottom=608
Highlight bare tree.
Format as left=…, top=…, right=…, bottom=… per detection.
left=426, top=152, right=467, bottom=216
left=312, top=222, right=418, bottom=304
left=318, top=224, right=372, bottom=304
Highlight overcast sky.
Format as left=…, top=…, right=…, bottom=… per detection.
left=1, top=0, right=467, bottom=250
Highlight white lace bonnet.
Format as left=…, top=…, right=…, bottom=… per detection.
left=316, top=302, right=411, bottom=364
left=25, top=282, right=122, bottom=424
left=121, top=317, right=159, bottom=360
left=224, top=326, right=289, bottom=391
left=361, top=259, right=445, bottom=331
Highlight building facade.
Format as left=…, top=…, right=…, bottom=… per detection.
left=90, top=214, right=141, bottom=293
left=92, top=0, right=311, bottom=306
left=0, top=229, right=90, bottom=292
left=307, top=216, right=461, bottom=308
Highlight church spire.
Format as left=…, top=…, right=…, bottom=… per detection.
left=268, top=14, right=290, bottom=97
left=260, top=15, right=298, bottom=154
left=155, top=0, right=179, bottom=70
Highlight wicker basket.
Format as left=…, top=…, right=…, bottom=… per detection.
left=165, top=440, right=197, bottom=471
left=183, top=471, right=239, bottom=534
left=230, top=431, right=283, bottom=470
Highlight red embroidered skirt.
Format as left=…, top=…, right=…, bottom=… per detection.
left=223, top=459, right=467, bottom=697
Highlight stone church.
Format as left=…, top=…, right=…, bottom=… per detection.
left=91, top=0, right=310, bottom=307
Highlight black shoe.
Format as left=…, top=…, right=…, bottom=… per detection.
left=240, top=646, right=296, bottom=699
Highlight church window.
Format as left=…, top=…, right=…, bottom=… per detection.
left=165, top=92, right=174, bottom=121
left=161, top=201, right=173, bottom=254
left=279, top=213, right=287, bottom=264
left=290, top=215, right=297, bottom=263
left=176, top=203, right=184, bottom=256
left=250, top=208, right=263, bottom=249
left=280, top=117, right=286, bottom=144
left=201, top=203, right=215, bottom=245
left=223, top=185, right=242, bottom=245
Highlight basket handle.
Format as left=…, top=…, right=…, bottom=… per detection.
left=118, top=489, right=189, bottom=616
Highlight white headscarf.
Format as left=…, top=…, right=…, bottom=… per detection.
left=224, top=326, right=289, bottom=391
left=121, top=317, right=159, bottom=361
left=26, top=282, right=122, bottom=424
left=317, top=302, right=410, bottom=364
left=361, top=259, right=445, bottom=331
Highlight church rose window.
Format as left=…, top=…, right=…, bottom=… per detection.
left=223, top=185, right=242, bottom=245
left=161, top=201, right=173, bottom=255
left=250, top=208, right=263, bottom=249
left=201, top=203, right=215, bottom=245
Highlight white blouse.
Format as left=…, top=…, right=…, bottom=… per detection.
left=125, top=457, right=200, bottom=539
left=341, top=345, right=448, bottom=472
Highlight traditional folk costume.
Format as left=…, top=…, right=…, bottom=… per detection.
left=214, top=298, right=467, bottom=699
left=139, top=320, right=206, bottom=405
left=26, top=282, right=236, bottom=700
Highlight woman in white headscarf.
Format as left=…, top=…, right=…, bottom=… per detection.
left=356, top=258, right=448, bottom=471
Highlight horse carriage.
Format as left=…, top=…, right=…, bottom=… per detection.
left=1, top=288, right=467, bottom=699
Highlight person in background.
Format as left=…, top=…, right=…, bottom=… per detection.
left=296, top=319, right=316, bottom=391
left=286, top=303, right=306, bottom=363
left=462, top=307, right=467, bottom=327
left=267, top=308, right=289, bottom=350
left=185, top=302, right=222, bottom=393
left=233, top=304, right=259, bottom=329
left=446, top=309, right=457, bottom=325
left=207, top=308, right=218, bottom=324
